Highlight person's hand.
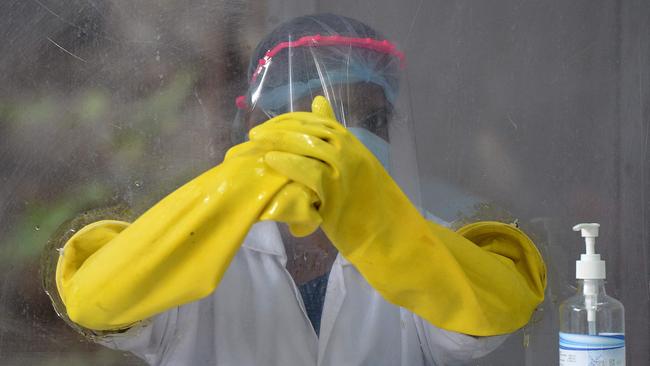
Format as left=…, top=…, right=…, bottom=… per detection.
left=247, top=96, right=400, bottom=250
left=224, top=138, right=324, bottom=237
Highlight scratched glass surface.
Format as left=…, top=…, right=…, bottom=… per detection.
left=0, top=1, right=648, bottom=365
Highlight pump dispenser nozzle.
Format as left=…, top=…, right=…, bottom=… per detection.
left=572, top=223, right=606, bottom=280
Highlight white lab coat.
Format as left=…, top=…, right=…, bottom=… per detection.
left=98, top=221, right=507, bottom=366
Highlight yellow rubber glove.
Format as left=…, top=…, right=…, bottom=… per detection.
left=56, top=144, right=297, bottom=330
left=56, top=95, right=545, bottom=336
left=248, top=96, right=547, bottom=336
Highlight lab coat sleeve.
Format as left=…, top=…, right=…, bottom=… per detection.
left=94, top=307, right=178, bottom=365
left=412, top=312, right=509, bottom=365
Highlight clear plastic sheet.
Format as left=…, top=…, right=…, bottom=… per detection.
left=1, top=1, right=648, bottom=365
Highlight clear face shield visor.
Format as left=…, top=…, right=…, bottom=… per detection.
left=234, top=35, right=421, bottom=206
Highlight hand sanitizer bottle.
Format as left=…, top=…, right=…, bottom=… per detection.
left=559, top=223, right=625, bottom=365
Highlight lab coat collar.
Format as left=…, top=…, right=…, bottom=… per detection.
left=242, top=221, right=287, bottom=258
left=338, top=254, right=352, bottom=266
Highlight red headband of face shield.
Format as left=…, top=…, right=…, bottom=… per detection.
left=235, top=35, right=405, bottom=110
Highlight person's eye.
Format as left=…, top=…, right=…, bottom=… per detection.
left=359, top=110, right=388, bottom=131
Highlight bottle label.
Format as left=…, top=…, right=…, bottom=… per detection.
left=559, top=332, right=625, bottom=366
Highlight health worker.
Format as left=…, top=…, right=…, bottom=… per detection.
left=51, top=13, right=546, bottom=366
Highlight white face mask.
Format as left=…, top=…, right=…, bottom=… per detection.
left=347, top=127, right=390, bottom=171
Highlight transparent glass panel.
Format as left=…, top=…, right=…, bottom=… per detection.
left=1, top=1, right=647, bottom=365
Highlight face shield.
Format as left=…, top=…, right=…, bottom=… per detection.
left=234, top=32, right=422, bottom=207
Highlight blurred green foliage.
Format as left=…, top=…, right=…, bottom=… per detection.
left=0, top=70, right=202, bottom=365
left=1, top=182, right=109, bottom=267
left=1, top=71, right=197, bottom=266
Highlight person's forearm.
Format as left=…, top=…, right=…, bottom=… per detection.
left=328, top=203, right=546, bottom=336
left=56, top=155, right=288, bottom=331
